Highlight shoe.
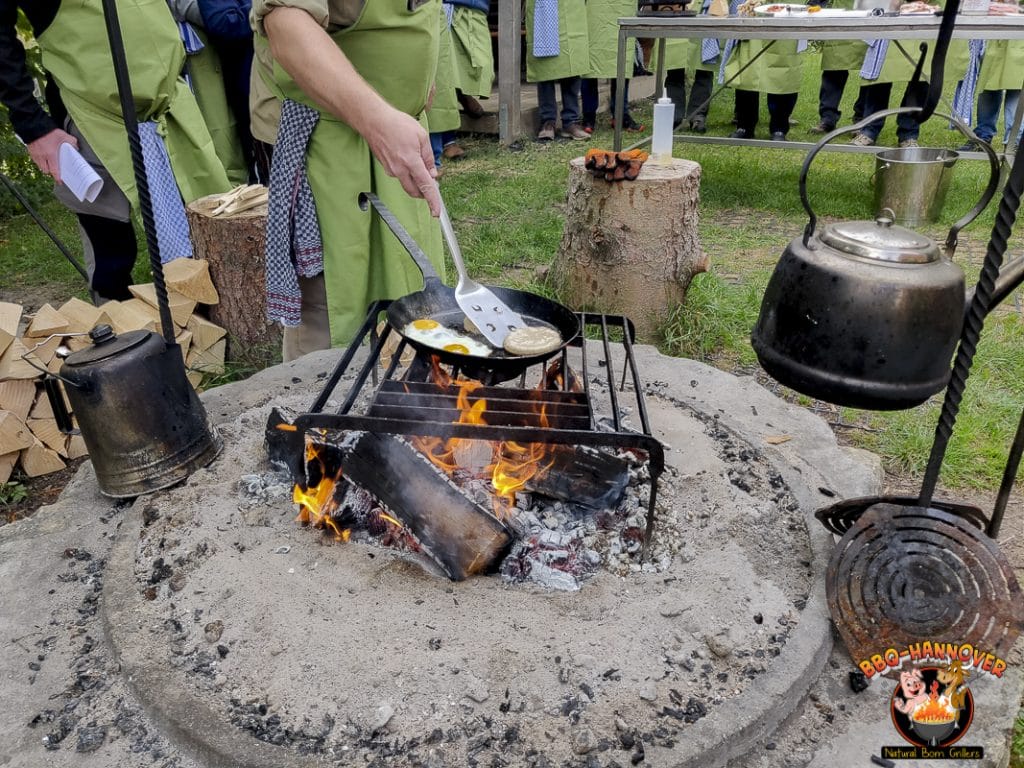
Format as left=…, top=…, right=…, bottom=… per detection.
left=610, top=115, right=645, bottom=133
left=771, top=131, right=787, bottom=141
left=560, top=122, right=590, bottom=140
left=537, top=120, right=556, bottom=141
left=457, top=92, right=485, bottom=119
left=849, top=133, right=876, bottom=147
left=689, top=117, right=707, bottom=134
left=898, top=139, right=919, bottom=149
left=730, top=128, right=750, bottom=139
left=442, top=143, right=466, bottom=160
left=957, top=141, right=980, bottom=152
left=581, top=113, right=596, bottom=134
left=809, top=120, right=835, bottom=134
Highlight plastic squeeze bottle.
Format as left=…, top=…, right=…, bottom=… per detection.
left=650, top=89, right=675, bottom=163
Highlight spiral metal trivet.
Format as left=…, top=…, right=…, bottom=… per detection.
left=815, top=496, right=989, bottom=537
left=826, top=503, right=1024, bottom=663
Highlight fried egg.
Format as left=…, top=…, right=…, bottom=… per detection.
left=404, top=318, right=493, bottom=356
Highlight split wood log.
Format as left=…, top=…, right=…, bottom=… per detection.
left=66, top=433, right=88, bottom=460
left=330, top=432, right=512, bottom=580
left=164, top=258, right=220, bottom=305
left=0, top=410, right=34, bottom=454
left=129, top=284, right=196, bottom=329
left=105, top=299, right=159, bottom=335
left=520, top=445, right=630, bottom=509
left=552, top=157, right=708, bottom=341
left=186, top=193, right=281, bottom=365
left=19, top=437, right=65, bottom=477
left=0, top=451, right=16, bottom=484
left=0, top=302, right=20, bottom=357
left=24, top=303, right=68, bottom=338
left=57, top=298, right=110, bottom=334
left=0, top=380, right=36, bottom=422
left=0, top=339, right=42, bottom=381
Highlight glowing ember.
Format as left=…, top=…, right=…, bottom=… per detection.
left=912, top=696, right=957, bottom=724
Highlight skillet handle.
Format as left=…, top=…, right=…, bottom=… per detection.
left=359, top=192, right=443, bottom=286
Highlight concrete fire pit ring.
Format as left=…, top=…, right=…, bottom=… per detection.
left=101, top=346, right=882, bottom=768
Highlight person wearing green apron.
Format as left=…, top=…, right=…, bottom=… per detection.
left=852, top=34, right=964, bottom=147
left=661, top=17, right=717, bottom=132
left=581, top=0, right=640, bottom=133
left=965, top=40, right=1024, bottom=150
left=1, top=0, right=231, bottom=301
left=525, top=0, right=590, bottom=140
left=255, top=0, right=445, bottom=358
left=809, top=41, right=868, bottom=134
left=723, top=37, right=804, bottom=140
left=447, top=0, right=493, bottom=119
left=428, top=3, right=464, bottom=170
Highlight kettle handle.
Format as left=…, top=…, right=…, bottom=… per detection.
left=799, top=107, right=1000, bottom=256
left=43, top=376, right=80, bottom=436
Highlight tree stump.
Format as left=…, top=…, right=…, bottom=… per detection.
left=552, top=158, right=708, bottom=341
left=186, top=194, right=281, bottom=366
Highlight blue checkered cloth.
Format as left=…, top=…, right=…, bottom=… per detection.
left=138, top=121, right=193, bottom=263
left=953, top=39, right=986, bottom=125
left=860, top=39, right=890, bottom=80
left=265, top=100, right=324, bottom=327
left=178, top=22, right=204, bottom=54
left=532, top=0, right=560, bottom=57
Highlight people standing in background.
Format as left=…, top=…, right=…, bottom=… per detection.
left=248, top=35, right=279, bottom=183
left=581, top=0, right=642, bottom=133
left=428, top=3, right=464, bottom=174
left=525, top=0, right=590, bottom=140
left=809, top=41, right=867, bottom=134
left=447, top=0, right=493, bottom=123
left=722, top=37, right=804, bottom=141
left=166, top=0, right=251, bottom=184
left=660, top=28, right=717, bottom=133
left=0, top=0, right=230, bottom=303
left=957, top=40, right=1024, bottom=152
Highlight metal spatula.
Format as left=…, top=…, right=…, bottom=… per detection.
left=438, top=194, right=524, bottom=347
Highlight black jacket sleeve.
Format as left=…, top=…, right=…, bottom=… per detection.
left=0, top=2, right=58, bottom=143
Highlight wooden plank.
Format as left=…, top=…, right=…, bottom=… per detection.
left=24, top=303, right=69, bottom=337
left=496, top=0, right=522, bottom=146
left=185, top=313, right=226, bottom=353
left=0, top=451, right=16, bottom=484
left=0, top=380, right=37, bottom=422
left=19, top=438, right=66, bottom=477
left=164, top=258, right=220, bottom=305
left=332, top=432, right=512, bottom=580
left=0, top=302, right=21, bottom=357
left=129, top=284, right=197, bottom=329
left=0, top=410, right=35, bottom=454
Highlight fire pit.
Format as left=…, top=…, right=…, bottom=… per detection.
left=101, top=339, right=883, bottom=767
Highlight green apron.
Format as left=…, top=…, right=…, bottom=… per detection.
left=37, top=0, right=230, bottom=209
left=663, top=39, right=718, bottom=73
left=525, top=0, right=590, bottom=82
left=428, top=7, right=462, bottom=134
left=820, top=41, right=867, bottom=71
left=450, top=6, right=494, bottom=97
left=725, top=39, right=803, bottom=94
left=979, top=40, right=1024, bottom=92
left=271, top=0, right=445, bottom=346
left=186, top=29, right=248, bottom=184
left=585, top=0, right=636, bottom=79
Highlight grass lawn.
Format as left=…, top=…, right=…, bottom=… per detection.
left=2, top=48, right=1023, bottom=762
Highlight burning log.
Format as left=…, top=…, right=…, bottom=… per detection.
left=323, top=431, right=512, bottom=581
left=520, top=445, right=629, bottom=510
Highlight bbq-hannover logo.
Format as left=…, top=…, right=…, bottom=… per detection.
left=857, top=641, right=1010, bottom=761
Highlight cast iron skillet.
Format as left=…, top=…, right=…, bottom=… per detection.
left=359, top=193, right=580, bottom=382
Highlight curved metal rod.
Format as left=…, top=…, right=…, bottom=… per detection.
left=918, top=139, right=1024, bottom=509
left=799, top=108, right=998, bottom=255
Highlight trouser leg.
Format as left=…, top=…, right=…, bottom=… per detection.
left=581, top=78, right=599, bottom=123
left=1004, top=89, right=1022, bottom=145
left=818, top=70, right=848, bottom=127
left=895, top=80, right=927, bottom=142
left=537, top=81, right=557, bottom=124
left=975, top=89, right=1002, bottom=142
left=858, top=82, right=892, bottom=140
left=281, top=273, right=332, bottom=362
left=767, top=92, right=798, bottom=135
left=734, top=89, right=759, bottom=134
left=559, top=76, right=582, bottom=126
left=665, top=68, right=687, bottom=125
left=686, top=70, right=713, bottom=123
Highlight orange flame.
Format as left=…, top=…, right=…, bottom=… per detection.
left=293, top=441, right=348, bottom=541
left=912, top=697, right=957, bottom=724
left=411, top=368, right=555, bottom=518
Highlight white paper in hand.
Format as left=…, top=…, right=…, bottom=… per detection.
left=58, top=143, right=103, bottom=203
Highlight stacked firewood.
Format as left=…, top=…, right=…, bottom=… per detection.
left=0, top=258, right=227, bottom=482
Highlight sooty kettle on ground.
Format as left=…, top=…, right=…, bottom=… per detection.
left=751, top=109, right=1006, bottom=411
left=45, top=324, right=222, bottom=498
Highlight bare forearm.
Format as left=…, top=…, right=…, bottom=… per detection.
left=263, top=6, right=388, bottom=138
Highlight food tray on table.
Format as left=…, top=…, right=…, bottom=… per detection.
left=753, top=3, right=871, bottom=14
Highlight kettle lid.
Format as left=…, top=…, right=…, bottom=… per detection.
left=819, top=212, right=941, bottom=264
left=63, top=325, right=152, bottom=367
